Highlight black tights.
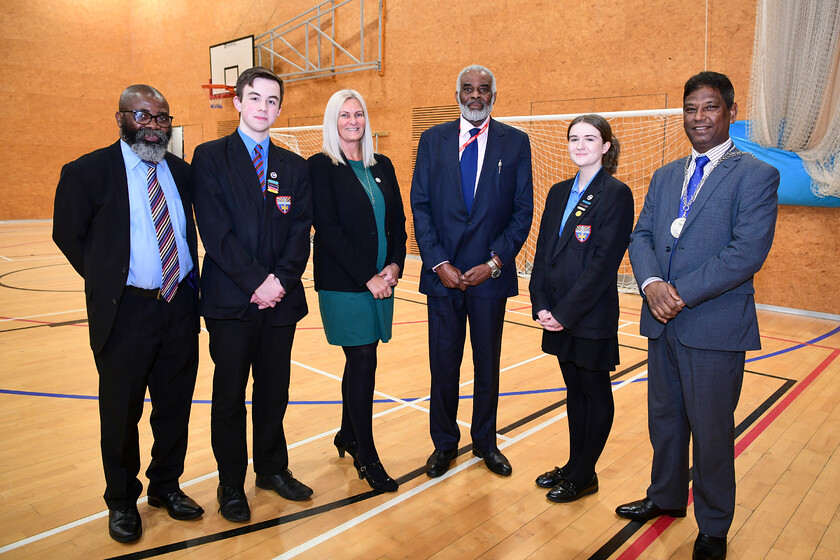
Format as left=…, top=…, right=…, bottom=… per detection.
left=340, top=342, right=379, bottom=465
left=559, top=361, right=614, bottom=488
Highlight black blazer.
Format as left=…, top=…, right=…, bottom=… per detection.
left=308, top=152, right=407, bottom=292
left=53, top=141, right=199, bottom=354
left=190, top=132, right=312, bottom=326
left=529, top=168, right=634, bottom=339
left=410, top=118, right=533, bottom=299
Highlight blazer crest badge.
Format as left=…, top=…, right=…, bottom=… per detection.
left=276, top=195, right=291, bottom=214
left=575, top=225, right=591, bottom=242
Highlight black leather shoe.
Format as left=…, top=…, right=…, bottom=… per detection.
left=473, top=448, right=512, bottom=476
left=546, top=474, right=598, bottom=503
left=148, top=490, right=204, bottom=520
left=355, top=459, right=399, bottom=492
left=535, top=466, right=567, bottom=488
left=426, top=449, right=457, bottom=478
left=693, top=533, right=727, bottom=560
left=615, top=497, right=687, bottom=521
left=256, top=470, right=313, bottom=501
left=217, top=485, right=250, bottom=522
left=108, top=506, right=141, bottom=543
left=334, top=432, right=358, bottom=460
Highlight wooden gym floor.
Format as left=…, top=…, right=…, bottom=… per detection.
left=1, top=220, right=838, bottom=559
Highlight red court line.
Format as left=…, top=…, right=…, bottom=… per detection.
left=616, top=348, right=840, bottom=560
left=759, top=334, right=839, bottom=351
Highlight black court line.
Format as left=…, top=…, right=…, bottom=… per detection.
left=103, top=358, right=649, bottom=559
left=586, top=371, right=796, bottom=560
left=0, top=263, right=81, bottom=292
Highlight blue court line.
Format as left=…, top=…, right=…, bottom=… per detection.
left=746, top=324, right=840, bottom=363
left=0, top=379, right=649, bottom=405
left=3, top=324, right=837, bottom=404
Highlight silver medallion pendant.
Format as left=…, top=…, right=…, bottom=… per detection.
left=671, top=217, right=686, bottom=238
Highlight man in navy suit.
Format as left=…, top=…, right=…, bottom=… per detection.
left=191, top=67, right=313, bottom=523
left=617, top=72, right=779, bottom=560
left=53, top=85, right=203, bottom=543
left=411, top=64, right=533, bottom=478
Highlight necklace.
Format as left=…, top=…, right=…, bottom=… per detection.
left=359, top=169, right=376, bottom=208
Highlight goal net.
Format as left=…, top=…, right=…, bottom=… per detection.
left=271, top=108, right=689, bottom=293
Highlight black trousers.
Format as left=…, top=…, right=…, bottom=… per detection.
left=427, top=293, right=507, bottom=453
left=93, top=285, right=198, bottom=510
left=206, top=314, right=296, bottom=488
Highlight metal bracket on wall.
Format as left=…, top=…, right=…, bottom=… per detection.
left=255, top=0, right=383, bottom=84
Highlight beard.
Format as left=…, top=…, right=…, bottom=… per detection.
left=121, top=123, right=171, bottom=163
left=459, top=98, right=494, bottom=123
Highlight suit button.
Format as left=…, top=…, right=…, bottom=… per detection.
left=665, top=246, right=671, bottom=252
left=550, top=287, right=556, bottom=293
left=121, top=266, right=127, bottom=273
left=467, top=221, right=472, bottom=225
left=112, top=298, right=118, bottom=304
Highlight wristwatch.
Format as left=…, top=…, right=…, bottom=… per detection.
left=486, top=258, right=501, bottom=279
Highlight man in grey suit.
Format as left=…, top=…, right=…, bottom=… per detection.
left=616, top=72, right=779, bottom=560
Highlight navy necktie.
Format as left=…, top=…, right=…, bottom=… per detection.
left=681, top=155, right=710, bottom=218
left=460, top=127, right=481, bottom=213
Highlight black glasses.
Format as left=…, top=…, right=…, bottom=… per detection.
left=120, top=110, right=174, bottom=127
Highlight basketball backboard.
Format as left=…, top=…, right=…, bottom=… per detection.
left=209, top=35, right=254, bottom=96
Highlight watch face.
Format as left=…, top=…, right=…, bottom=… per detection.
left=491, top=268, right=501, bottom=279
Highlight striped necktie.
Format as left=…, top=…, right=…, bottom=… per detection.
left=253, top=144, right=266, bottom=196
left=144, top=161, right=180, bottom=302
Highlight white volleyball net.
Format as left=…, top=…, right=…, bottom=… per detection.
left=271, top=109, right=689, bottom=293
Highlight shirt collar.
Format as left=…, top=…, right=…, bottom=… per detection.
left=459, top=115, right=490, bottom=139
left=237, top=127, right=270, bottom=155
left=691, top=138, right=733, bottom=166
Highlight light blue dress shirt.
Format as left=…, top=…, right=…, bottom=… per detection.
left=559, top=167, right=600, bottom=235
left=121, top=140, right=193, bottom=289
left=237, top=127, right=270, bottom=185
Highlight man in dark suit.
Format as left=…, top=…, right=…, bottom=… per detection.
left=617, top=72, right=779, bottom=560
left=410, top=64, right=533, bottom=478
left=53, top=84, right=204, bottom=543
left=191, top=66, right=313, bottom=523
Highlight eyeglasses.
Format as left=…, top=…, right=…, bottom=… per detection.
left=120, top=110, right=174, bottom=127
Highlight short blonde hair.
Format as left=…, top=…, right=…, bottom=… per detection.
left=321, top=89, right=375, bottom=167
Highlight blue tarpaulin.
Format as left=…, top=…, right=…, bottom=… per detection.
left=730, top=121, right=839, bottom=207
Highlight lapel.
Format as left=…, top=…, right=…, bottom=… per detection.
left=663, top=156, right=689, bottom=225
left=553, top=169, right=606, bottom=258
left=228, top=132, right=266, bottom=210
left=441, top=119, right=466, bottom=214
left=472, top=118, right=504, bottom=213
left=681, top=150, right=740, bottom=234
left=109, top=141, right=131, bottom=247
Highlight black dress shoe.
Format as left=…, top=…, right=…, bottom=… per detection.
left=217, top=485, right=250, bottom=522
left=108, top=506, right=141, bottom=543
left=546, top=474, right=598, bottom=503
left=426, top=449, right=457, bottom=478
left=148, top=490, right=204, bottom=520
left=615, top=497, right=687, bottom=521
left=334, top=432, right=358, bottom=460
left=473, top=448, right=512, bottom=476
left=693, top=533, right=727, bottom=560
left=256, top=470, right=313, bottom=501
left=535, top=466, right=567, bottom=488
left=355, top=459, right=399, bottom=492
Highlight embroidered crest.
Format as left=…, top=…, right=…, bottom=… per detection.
left=575, top=225, right=591, bottom=242
left=276, top=195, right=291, bottom=214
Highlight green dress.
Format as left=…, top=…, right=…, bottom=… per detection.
left=318, top=159, right=394, bottom=346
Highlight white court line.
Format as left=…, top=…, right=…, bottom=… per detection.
left=272, top=368, right=650, bottom=559
left=0, top=309, right=87, bottom=322
left=0, top=255, right=68, bottom=263
left=0, top=352, right=551, bottom=552
left=0, top=254, right=11, bottom=262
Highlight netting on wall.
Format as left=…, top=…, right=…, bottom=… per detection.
left=748, top=0, right=840, bottom=197
left=271, top=109, right=690, bottom=293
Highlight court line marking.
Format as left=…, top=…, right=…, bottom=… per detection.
left=0, top=352, right=551, bottom=553
left=271, top=368, right=649, bottom=560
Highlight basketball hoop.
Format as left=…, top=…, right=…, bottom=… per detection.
left=202, top=83, right=235, bottom=110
